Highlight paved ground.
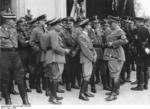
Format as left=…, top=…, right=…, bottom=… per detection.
left=1, top=71, right=150, bottom=105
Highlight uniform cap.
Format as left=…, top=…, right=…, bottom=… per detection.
left=36, top=14, right=47, bottom=21
left=79, top=18, right=90, bottom=26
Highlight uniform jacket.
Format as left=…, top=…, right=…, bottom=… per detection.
left=29, top=25, right=47, bottom=62
left=77, top=31, right=97, bottom=63
left=103, top=26, right=128, bottom=61
left=89, top=28, right=104, bottom=60
left=44, top=29, right=66, bottom=65
left=0, top=26, right=18, bottom=49
left=134, top=25, right=150, bottom=66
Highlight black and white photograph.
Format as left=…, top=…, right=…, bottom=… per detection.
left=0, top=0, right=150, bottom=107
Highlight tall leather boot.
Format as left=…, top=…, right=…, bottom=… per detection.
left=18, top=85, right=30, bottom=105
left=0, top=81, right=2, bottom=101
left=0, top=91, right=2, bottom=101
left=90, top=72, right=97, bottom=93
left=9, top=79, right=19, bottom=95
left=2, top=82, right=12, bottom=105
left=101, top=75, right=111, bottom=91
left=126, top=71, right=131, bottom=82
left=45, top=78, right=50, bottom=96
left=49, top=81, right=62, bottom=105
left=144, top=68, right=150, bottom=90
left=105, top=79, right=118, bottom=101
left=79, top=80, right=89, bottom=101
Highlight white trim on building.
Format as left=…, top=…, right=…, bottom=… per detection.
left=11, top=0, right=67, bottom=19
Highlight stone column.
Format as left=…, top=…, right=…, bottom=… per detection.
left=11, top=0, right=25, bottom=18
left=55, top=0, right=67, bottom=18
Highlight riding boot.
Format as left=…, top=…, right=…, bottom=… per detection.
left=2, top=81, right=12, bottom=105
left=18, top=85, right=30, bottom=105
left=79, top=80, right=89, bottom=101
left=49, top=81, right=62, bottom=105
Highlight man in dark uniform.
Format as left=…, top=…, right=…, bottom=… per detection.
left=61, top=17, right=80, bottom=91
left=17, top=18, right=32, bottom=92
left=29, top=14, right=47, bottom=93
left=0, top=12, right=30, bottom=105
left=131, top=17, right=150, bottom=91
left=120, top=19, right=135, bottom=83
left=89, top=16, right=109, bottom=93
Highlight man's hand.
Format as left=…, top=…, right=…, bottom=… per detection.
left=107, top=42, right=113, bottom=47
left=65, top=49, right=71, bottom=54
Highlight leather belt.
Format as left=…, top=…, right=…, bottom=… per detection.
left=1, top=48, right=17, bottom=52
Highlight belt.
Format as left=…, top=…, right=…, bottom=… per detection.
left=93, top=45, right=102, bottom=48
left=0, top=48, right=17, bottom=52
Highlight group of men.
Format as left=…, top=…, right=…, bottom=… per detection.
left=0, top=10, right=150, bottom=105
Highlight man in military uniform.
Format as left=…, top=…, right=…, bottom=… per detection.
left=44, top=18, right=71, bottom=104
left=29, top=14, right=47, bottom=93
left=103, top=16, right=128, bottom=101
left=17, top=18, right=32, bottom=92
left=89, top=16, right=108, bottom=93
left=77, top=19, right=97, bottom=101
left=131, top=17, right=150, bottom=91
left=0, top=12, right=30, bottom=105
left=61, top=17, right=80, bottom=91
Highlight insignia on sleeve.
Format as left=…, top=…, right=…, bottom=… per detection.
left=121, top=35, right=126, bottom=39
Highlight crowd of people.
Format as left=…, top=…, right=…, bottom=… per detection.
left=0, top=9, right=150, bottom=105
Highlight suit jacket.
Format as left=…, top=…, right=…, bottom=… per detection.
left=103, top=26, right=128, bottom=61
left=77, top=31, right=97, bottom=63
left=45, top=29, right=66, bottom=65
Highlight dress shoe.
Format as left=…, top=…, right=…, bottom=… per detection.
left=105, top=92, right=119, bottom=96
left=103, top=86, right=111, bottom=91
left=66, top=84, right=71, bottom=91
left=105, top=94, right=117, bottom=101
left=131, top=81, right=137, bottom=85
left=131, top=86, right=144, bottom=91
left=56, top=96, right=63, bottom=100
left=144, top=85, right=148, bottom=90
left=10, top=90, right=19, bottom=95
left=57, top=88, right=65, bottom=93
left=45, top=90, right=50, bottom=96
left=5, top=98, right=12, bottom=105
left=125, top=78, right=131, bottom=83
left=84, top=92, right=94, bottom=97
left=26, top=88, right=32, bottom=92
left=22, top=97, right=31, bottom=105
left=79, top=94, right=89, bottom=101
left=71, top=85, right=80, bottom=89
left=36, top=88, right=43, bottom=93
left=49, top=97, right=62, bottom=105
left=91, top=87, right=97, bottom=93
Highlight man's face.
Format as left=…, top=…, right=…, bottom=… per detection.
left=110, top=22, right=117, bottom=30
left=7, top=19, right=16, bottom=27
left=39, top=19, right=46, bottom=26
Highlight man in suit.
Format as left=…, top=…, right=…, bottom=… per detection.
left=77, top=19, right=97, bottom=101
left=44, top=18, right=71, bottom=104
left=103, top=16, right=128, bottom=101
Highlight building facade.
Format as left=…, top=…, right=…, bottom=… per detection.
left=0, top=0, right=67, bottom=19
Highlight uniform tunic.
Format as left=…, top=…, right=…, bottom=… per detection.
left=103, top=26, right=128, bottom=78
left=78, top=31, right=97, bottom=81
left=0, top=26, right=25, bottom=84
left=44, top=29, right=66, bottom=81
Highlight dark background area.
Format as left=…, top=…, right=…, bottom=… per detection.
left=67, top=0, right=135, bottom=19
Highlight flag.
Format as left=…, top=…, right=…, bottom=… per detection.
left=112, top=0, right=119, bottom=11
